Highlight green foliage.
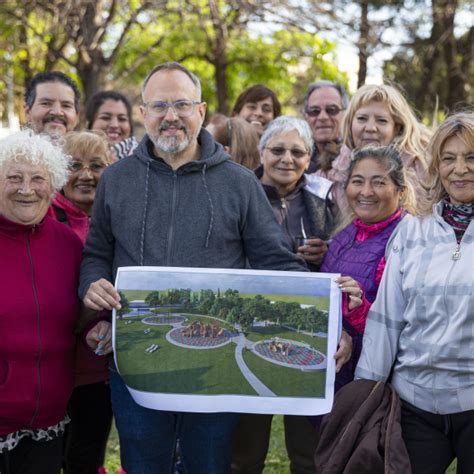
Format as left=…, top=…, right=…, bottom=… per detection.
left=145, top=291, right=161, bottom=307
left=224, top=28, right=346, bottom=111
left=184, top=290, right=327, bottom=335
left=1, top=0, right=348, bottom=119
left=227, top=306, right=241, bottom=324
left=111, top=12, right=348, bottom=113
left=117, top=291, right=131, bottom=320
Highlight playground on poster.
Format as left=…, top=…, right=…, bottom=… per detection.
left=114, top=268, right=336, bottom=399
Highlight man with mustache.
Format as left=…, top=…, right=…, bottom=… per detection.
left=24, top=71, right=80, bottom=140
left=79, top=61, right=307, bottom=473
left=303, top=80, right=349, bottom=173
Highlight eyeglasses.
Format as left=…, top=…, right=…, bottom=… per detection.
left=306, top=105, right=344, bottom=117
left=265, top=146, right=308, bottom=159
left=143, top=100, right=201, bottom=118
left=69, top=161, right=107, bottom=173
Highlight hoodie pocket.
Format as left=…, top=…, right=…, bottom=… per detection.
left=0, top=359, right=9, bottom=387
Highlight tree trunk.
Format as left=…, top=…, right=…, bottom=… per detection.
left=75, top=2, right=107, bottom=104
left=18, top=18, right=32, bottom=90
left=214, top=57, right=229, bottom=114
left=208, top=0, right=229, bottom=114
left=441, top=0, right=467, bottom=109
left=357, top=0, right=369, bottom=88
left=77, top=57, right=105, bottom=105
left=418, top=0, right=445, bottom=113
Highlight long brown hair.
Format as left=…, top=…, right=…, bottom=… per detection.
left=207, top=114, right=260, bottom=170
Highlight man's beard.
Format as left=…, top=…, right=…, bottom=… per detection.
left=148, top=120, right=195, bottom=155
left=28, top=113, right=68, bottom=142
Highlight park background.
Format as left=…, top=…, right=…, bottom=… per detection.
left=0, top=1, right=468, bottom=471
left=0, top=0, right=472, bottom=137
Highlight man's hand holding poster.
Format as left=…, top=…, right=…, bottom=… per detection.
left=113, top=267, right=341, bottom=416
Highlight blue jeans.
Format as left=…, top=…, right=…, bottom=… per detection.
left=110, top=370, right=240, bottom=473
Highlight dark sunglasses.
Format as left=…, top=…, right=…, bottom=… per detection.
left=306, top=105, right=344, bottom=117
left=265, top=146, right=308, bottom=159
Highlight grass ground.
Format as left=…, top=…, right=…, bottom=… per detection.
left=104, top=416, right=291, bottom=473
left=104, top=416, right=457, bottom=473
left=116, top=318, right=252, bottom=395
left=116, top=315, right=327, bottom=397
left=243, top=350, right=326, bottom=397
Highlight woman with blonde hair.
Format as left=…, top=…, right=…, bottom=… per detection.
left=317, top=83, right=430, bottom=214
left=51, top=131, right=112, bottom=235
left=48, top=130, right=114, bottom=474
left=356, top=111, right=474, bottom=473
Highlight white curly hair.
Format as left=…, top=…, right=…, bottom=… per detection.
left=0, top=130, right=70, bottom=191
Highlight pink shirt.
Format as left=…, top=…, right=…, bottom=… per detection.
left=342, top=209, right=404, bottom=333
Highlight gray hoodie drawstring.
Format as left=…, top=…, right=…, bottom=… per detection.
left=201, top=164, right=214, bottom=248
left=139, top=160, right=151, bottom=265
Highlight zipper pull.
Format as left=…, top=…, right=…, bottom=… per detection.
left=281, top=197, right=286, bottom=209
left=452, top=244, right=461, bottom=261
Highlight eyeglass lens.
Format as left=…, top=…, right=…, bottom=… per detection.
left=146, top=100, right=196, bottom=117
left=307, top=105, right=342, bottom=117
left=267, top=147, right=308, bottom=159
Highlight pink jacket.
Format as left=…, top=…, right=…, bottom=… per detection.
left=48, top=193, right=89, bottom=245
left=0, top=215, right=82, bottom=436
left=340, top=210, right=405, bottom=333
left=48, top=193, right=109, bottom=386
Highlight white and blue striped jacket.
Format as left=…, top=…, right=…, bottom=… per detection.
left=356, top=201, right=474, bottom=414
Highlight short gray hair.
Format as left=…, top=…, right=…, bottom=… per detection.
left=303, top=80, right=349, bottom=112
left=141, top=61, right=202, bottom=101
left=259, top=116, right=314, bottom=155
left=0, top=130, right=70, bottom=191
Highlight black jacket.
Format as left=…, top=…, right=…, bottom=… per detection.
left=255, top=167, right=335, bottom=267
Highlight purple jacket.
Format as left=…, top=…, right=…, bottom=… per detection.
left=321, top=211, right=404, bottom=388
left=322, top=215, right=402, bottom=304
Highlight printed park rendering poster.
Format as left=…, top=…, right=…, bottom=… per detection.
left=113, top=266, right=341, bottom=416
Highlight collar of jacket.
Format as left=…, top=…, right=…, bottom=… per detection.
left=259, top=175, right=306, bottom=203
left=255, top=165, right=332, bottom=202
left=134, top=128, right=230, bottom=174
left=0, top=213, right=45, bottom=239
left=434, top=199, right=474, bottom=234
left=52, top=192, right=89, bottom=219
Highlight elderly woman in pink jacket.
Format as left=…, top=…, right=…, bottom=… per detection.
left=0, top=131, right=111, bottom=474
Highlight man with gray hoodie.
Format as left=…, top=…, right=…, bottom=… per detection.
left=79, top=62, right=307, bottom=473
